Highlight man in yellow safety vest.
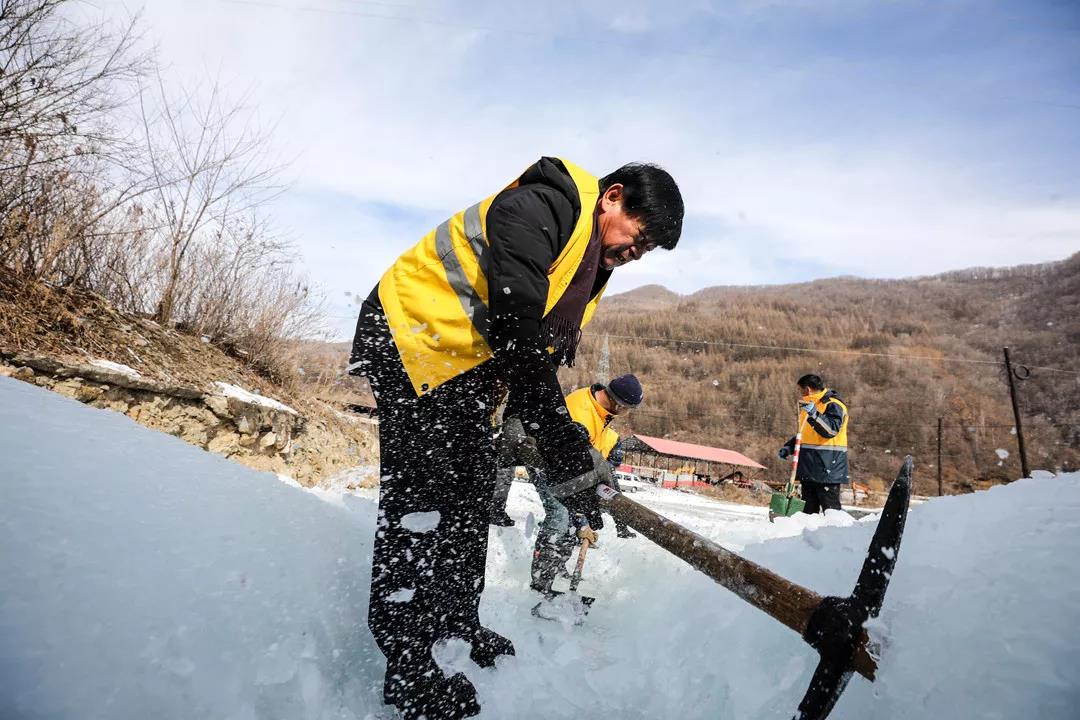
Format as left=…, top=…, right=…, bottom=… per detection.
left=350, top=157, right=683, bottom=719
left=529, top=374, right=643, bottom=597
left=778, top=373, right=850, bottom=513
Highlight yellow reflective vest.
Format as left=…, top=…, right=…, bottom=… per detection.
left=798, top=389, right=849, bottom=449
left=378, top=159, right=606, bottom=396
left=795, top=388, right=849, bottom=484
left=565, top=386, right=619, bottom=459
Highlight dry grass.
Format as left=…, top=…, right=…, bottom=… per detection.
left=692, top=483, right=771, bottom=506
left=0, top=267, right=291, bottom=401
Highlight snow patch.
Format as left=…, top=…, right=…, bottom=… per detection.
left=89, top=359, right=142, bottom=378
left=401, top=510, right=441, bottom=533
left=212, top=381, right=297, bottom=414
left=387, top=588, right=415, bottom=603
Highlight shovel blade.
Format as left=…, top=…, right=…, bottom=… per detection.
left=770, top=492, right=806, bottom=521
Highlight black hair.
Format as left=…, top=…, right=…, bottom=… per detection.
left=797, top=374, right=825, bottom=391
left=599, top=163, right=684, bottom=250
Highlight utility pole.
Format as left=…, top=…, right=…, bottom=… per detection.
left=937, top=417, right=944, bottom=496
left=597, top=334, right=610, bottom=384
left=1002, top=347, right=1031, bottom=479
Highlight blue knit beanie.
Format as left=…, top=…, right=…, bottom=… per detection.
left=606, top=374, right=643, bottom=408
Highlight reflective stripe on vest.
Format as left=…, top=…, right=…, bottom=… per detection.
left=379, top=158, right=604, bottom=396
left=801, top=443, right=848, bottom=452
left=434, top=206, right=490, bottom=343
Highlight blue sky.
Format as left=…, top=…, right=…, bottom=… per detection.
left=100, top=0, right=1080, bottom=337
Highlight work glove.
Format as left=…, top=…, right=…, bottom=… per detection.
left=496, top=417, right=539, bottom=467
left=553, top=448, right=615, bottom=531
left=537, top=421, right=595, bottom=484
left=778, top=446, right=792, bottom=460
left=798, top=400, right=818, bottom=418
left=576, top=522, right=599, bottom=545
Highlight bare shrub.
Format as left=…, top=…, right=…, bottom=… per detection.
left=1, top=1, right=326, bottom=386
left=0, top=0, right=149, bottom=281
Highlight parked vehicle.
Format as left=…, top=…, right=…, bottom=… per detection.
left=614, top=470, right=647, bottom=493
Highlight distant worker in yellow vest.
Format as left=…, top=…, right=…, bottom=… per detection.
left=529, top=375, right=643, bottom=597
left=349, top=157, right=683, bottom=720
left=778, top=374, right=849, bottom=513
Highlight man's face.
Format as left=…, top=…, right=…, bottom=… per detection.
left=597, top=184, right=655, bottom=269
left=598, top=388, right=629, bottom=415
left=798, top=385, right=812, bottom=399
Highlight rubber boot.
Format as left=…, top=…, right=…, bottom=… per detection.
left=384, top=663, right=480, bottom=720
left=469, top=626, right=516, bottom=668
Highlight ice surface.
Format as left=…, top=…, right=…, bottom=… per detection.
left=2, top=376, right=1079, bottom=719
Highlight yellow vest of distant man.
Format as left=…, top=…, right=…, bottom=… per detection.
left=564, top=386, right=620, bottom=459
left=799, top=389, right=848, bottom=450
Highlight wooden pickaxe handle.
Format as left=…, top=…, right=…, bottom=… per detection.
left=597, top=485, right=877, bottom=680
left=511, top=432, right=881, bottom=681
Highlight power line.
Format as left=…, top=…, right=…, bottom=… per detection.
left=330, top=313, right=1079, bottom=376
left=588, top=332, right=1080, bottom=376
left=626, top=408, right=1073, bottom=432
left=330, top=313, right=1080, bottom=376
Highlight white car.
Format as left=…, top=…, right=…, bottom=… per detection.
left=613, top=470, right=647, bottom=493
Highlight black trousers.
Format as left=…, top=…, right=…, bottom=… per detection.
left=490, top=467, right=516, bottom=517
left=353, top=301, right=498, bottom=676
left=801, top=481, right=843, bottom=514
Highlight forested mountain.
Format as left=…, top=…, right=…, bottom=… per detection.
left=562, top=253, right=1080, bottom=495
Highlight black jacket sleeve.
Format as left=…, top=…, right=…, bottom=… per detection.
left=486, top=187, right=576, bottom=345
left=481, top=158, right=595, bottom=482
left=486, top=155, right=582, bottom=346
left=485, top=165, right=581, bottom=447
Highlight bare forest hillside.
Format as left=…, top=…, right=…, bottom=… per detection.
left=562, top=253, right=1080, bottom=496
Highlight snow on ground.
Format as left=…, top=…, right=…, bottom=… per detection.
left=213, top=381, right=298, bottom=414
left=88, top=358, right=141, bottom=378
left=2, top=375, right=1079, bottom=719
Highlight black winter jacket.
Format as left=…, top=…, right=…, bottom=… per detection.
left=357, top=158, right=608, bottom=455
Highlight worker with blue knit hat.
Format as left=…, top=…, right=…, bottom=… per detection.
left=522, top=373, right=644, bottom=597
left=605, top=373, right=643, bottom=409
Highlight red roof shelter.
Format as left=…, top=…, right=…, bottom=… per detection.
left=621, top=434, right=765, bottom=488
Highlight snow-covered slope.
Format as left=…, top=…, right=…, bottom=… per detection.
left=2, top=376, right=1078, bottom=719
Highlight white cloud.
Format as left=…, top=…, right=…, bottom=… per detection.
left=97, top=0, right=1080, bottom=340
